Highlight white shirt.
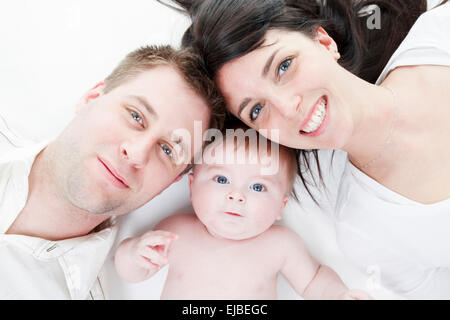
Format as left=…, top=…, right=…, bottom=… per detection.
left=0, top=115, right=118, bottom=299
left=323, top=3, right=450, bottom=299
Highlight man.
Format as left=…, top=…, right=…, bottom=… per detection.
left=0, top=45, right=224, bottom=299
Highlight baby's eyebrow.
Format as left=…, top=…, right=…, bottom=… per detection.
left=254, top=175, right=278, bottom=184
left=203, top=164, right=228, bottom=172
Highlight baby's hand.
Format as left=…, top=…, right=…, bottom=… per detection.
left=129, top=230, right=178, bottom=271
left=338, top=289, right=373, bottom=300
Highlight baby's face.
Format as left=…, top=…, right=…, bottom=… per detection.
left=188, top=143, right=291, bottom=240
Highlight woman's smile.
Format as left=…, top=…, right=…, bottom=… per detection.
left=299, top=95, right=329, bottom=137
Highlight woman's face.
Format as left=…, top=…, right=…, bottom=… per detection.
left=217, top=28, right=354, bottom=150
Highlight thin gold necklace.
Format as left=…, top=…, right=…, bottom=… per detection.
left=359, top=85, right=398, bottom=170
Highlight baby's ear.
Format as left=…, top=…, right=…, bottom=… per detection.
left=173, top=174, right=183, bottom=183
left=276, top=195, right=290, bottom=220
left=188, top=172, right=194, bottom=187
left=282, top=195, right=290, bottom=208
left=187, top=173, right=194, bottom=199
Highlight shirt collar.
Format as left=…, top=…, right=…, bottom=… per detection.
left=0, top=140, right=49, bottom=233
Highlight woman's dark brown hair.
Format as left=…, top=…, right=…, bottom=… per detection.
left=160, top=0, right=446, bottom=204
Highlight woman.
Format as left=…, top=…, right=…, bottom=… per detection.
left=165, top=0, right=450, bottom=298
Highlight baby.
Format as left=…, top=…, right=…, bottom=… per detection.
left=114, top=128, right=370, bottom=299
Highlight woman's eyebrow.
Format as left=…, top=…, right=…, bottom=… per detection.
left=262, top=48, right=281, bottom=78
left=238, top=98, right=252, bottom=119
left=237, top=46, right=282, bottom=119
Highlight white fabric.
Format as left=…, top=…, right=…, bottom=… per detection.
left=326, top=3, right=450, bottom=299
left=376, top=2, right=450, bottom=84
left=0, top=117, right=118, bottom=300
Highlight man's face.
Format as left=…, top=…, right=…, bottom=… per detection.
left=51, top=65, right=211, bottom=216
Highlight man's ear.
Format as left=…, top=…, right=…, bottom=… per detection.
left=75, top=81, right=104, bottom=114
left=315, top=26, right=341, bottom=60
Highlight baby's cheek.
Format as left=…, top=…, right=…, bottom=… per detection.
left=252, top=199, right=280, bottom=228
left=192, top=185, right=219, bottom=214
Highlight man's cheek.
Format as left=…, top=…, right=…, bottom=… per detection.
left=150, top=168, right=181, bottom=192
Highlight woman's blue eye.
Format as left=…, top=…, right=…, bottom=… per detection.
left=251, top=183, right=265, bottom=192
left=250, top=104, right=263, bottom=122
left=278, top=59, right=291, bottom=76
left=131, top=110, right=143, bottom=125
left=215, top=176, right=228, bottom=184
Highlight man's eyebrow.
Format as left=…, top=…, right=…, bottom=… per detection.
left=262, top=48, right=281, bottom=78
left=127, top=95, right=158, bottom=120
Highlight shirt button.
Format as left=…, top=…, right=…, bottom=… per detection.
left=46, top=243, right=58, bottom=252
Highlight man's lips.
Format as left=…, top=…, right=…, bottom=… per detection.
left=97, top=156, right=129, bottom=189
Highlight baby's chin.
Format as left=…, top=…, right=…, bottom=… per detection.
left=204, top=224, right=263, bottom=241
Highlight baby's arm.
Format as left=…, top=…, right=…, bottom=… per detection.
left=114, top=229, right=177, bottom=283
left=278, top=227, right=370, bottom=300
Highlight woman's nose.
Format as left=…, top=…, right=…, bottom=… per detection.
left=272, top=94, right=302, bottom=120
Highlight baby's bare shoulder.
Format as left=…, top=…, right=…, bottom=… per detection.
left=261, top=225, right=306, bottom=249
left=154, top=213, right=199, bottom=234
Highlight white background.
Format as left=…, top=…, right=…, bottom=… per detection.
left=0, top=0, right=441, bottom=300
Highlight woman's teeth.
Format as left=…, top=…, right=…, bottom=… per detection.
left=301, top=98, right=327, bottom=134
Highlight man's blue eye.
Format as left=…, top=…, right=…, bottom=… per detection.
left=131, top=110, right=143, bottom=125
left=160, top=144, right=173, bottom=158
left=278, top=59, right=291, bottom=76
left=251, top=183, right=265, bottom=192
left=250, top=104, right=263, bottom=122
left=215, top=176, right=228, bottom=184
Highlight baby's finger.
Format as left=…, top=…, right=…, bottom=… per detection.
left=135, top=255, right=159, bottom=270
left=141, top=230, right=178, bottom=241
left=347, top=290, right=373, bottom=300
left=140, top=234, right=173, bottom=248
left=139, top=246, right=168, bottom=266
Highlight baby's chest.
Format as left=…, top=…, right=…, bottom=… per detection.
left=168, top=242, right=281, bottom=287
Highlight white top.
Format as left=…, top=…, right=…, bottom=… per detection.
left=326, top=3, right=450, bottom=299
left=0, top=115, right=118, bottom=299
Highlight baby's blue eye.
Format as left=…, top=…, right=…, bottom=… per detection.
left=250, top=104, right=263, bottom=122
left=278, top=59, right=291, bottom=76
left=131, top=110, right=143, bottom=125
left=215, top=176, right=228, bottom=184
left=251, top=183, right=265, bottom=192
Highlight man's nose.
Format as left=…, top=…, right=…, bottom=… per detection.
left=227, top=191, right=246, bottom=204
left=271, top=93, right=302, bottom=120
left=120, top=135, right=157, bottom=168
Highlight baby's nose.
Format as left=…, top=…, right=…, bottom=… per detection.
left=227, top=192, right=245, bottom=203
